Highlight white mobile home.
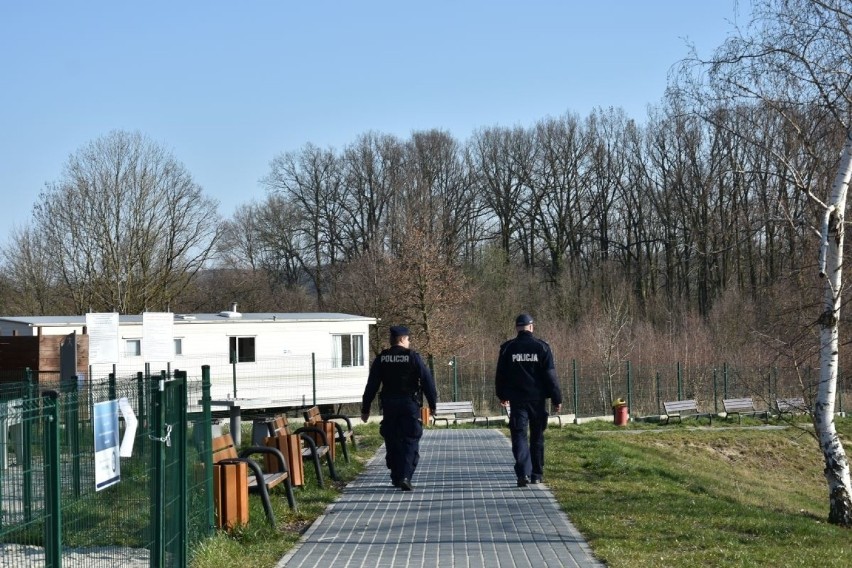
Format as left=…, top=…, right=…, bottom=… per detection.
left=0, top=309, right=377, bottom=408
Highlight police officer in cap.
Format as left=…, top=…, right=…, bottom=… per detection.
left=361, top=325, right=437, bottom=491
left=495, top=313, right=562, bottom=487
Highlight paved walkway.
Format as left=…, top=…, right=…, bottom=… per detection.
left=276, top=428, right=604, bottom=567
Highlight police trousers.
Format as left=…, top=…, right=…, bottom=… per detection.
left=508, top=399, right=548, bottom=479
left=379, top=396, right=423, bottom=482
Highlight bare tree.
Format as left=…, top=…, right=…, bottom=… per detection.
left=263, top=143, right=345, bottom=309
left=385, top=224, right=471, bottom=358
left=29, top=130, right=221, bottom=314
left=468, top=126, right=535, bottom=261
left=340, top=132, right=405, bottom=256
left=2, top=226, right=69, bottom=314
left=402, top=130, right=478, bottom=263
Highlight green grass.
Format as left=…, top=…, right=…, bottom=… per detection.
left=189, top=418, right=852, bottom=568
left=546, top=417, right=852, bottom=567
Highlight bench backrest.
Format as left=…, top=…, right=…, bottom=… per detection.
left=303, top=406, right=322, bottom=424
left=723, top=397, right=756, bottom=412
left=777, top=397, right=807, bottom=411
left=435, top=401, right=474, bottom=414
left=269, top=415, right=292, bottom=436
left=212, top=433, right=239, bottom=464
left=663, top=399, right=699, bottom=413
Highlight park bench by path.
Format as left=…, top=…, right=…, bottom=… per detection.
left=775, top=397, right=808, bottom=417
left=432, top=401, right=491, bottom=426
left=254, top=414, right=338, bottom=486
left=303, top=406, right=353, bottom=463
left=211, top=433, right=296, bottom=526
left=662, top=399, right=713, bottom=425
left=722, top=397, right=770, bottom=424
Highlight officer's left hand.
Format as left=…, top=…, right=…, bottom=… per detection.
left=361, top=413, right=369, bottom=423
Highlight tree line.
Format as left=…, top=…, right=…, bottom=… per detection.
left=0, top=100, right=838, bottom=359
left=0, top=0, right=847, bottom=371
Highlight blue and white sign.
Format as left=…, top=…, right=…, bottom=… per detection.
left=93, top=400, right=120, bottom=490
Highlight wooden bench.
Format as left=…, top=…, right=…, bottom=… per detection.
left=211, top=433, right=296, bottom=526
left=432, top=401, right=489, bottom=426
left=776, top=397, right=808, bottom=417
left=662, top=399, right=713, bottom=425
left=722, top=397, right=769, bottom=423
left=255, top=415, right=338, bottom=486
left=303, top=406, right=353, bottom=463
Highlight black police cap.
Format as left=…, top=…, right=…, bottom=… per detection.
left=389, top=325, right=411, bottom=338
left=515, top=313, right=534, bottom=326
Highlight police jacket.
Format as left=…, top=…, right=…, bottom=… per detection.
left=361, top=345, right=438, bottom=415
left=495, top=330, right=562, bottom=405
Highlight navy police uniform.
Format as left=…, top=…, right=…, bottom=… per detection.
left=362, top=326, right=437, bottom=490
left=495, top=313, right=562, bottom=486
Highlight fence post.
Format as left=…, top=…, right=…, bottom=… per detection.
left=201, top=365, right=215, bottom=534
left=713, top=368, right=719, bottom=414
left=723, top=362, right=729, bottom=400
left=655, top=372, right=661, bottom=414
left=22, top=368, right=34, bottom=523
left=109, top=372, right=116, bottom=401
left=231, top=350, right=238, bottom=399
left=572, top=360, right=579, bottom=422
left=677, top=362, right=683, bottom=401
left=43, top=390, right=62, bottom=568
left=150, top=371, right=167, bottom=568
left=137, top=372, right=146, bottom=454
left=173, top=370, right=189, bottom=567
left=452, top=356, right=459, bottom=402
left=312, top=352, right=317, bottom=406
left=626, top=361, right=633, bottom=421
left=66, top=375, right=81, bottom=499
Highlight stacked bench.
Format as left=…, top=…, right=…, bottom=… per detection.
left=661, top=399, right=713, bottom=425
left=775, top=397, right=808, bottom=417
left=432, top=401, right=491, bottom=426
left=211, top=433, right=296, bottom=526
left=722, top=397, right=770, bottom=423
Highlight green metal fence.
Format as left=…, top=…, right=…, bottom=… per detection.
left=428, top=356, right=848, bottom=420
left=0, top=367, right=214, bottom=567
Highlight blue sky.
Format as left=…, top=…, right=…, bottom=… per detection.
left=0, top=1, right=745, bottom=243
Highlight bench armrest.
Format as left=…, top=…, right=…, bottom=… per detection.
left=218, top=456, right=272, bottom=483
left=321, top=413, right=354, bottom=432
left=238, top=445, right=288, bottom=474
left=295, top=426, right=330, bottom=447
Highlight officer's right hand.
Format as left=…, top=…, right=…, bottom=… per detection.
left=360, top=413, right=369, bottom=423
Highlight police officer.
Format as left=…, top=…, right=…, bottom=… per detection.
left=361, top=325, right=437, bottom=491
left=495, top=313, right=562, bottom=487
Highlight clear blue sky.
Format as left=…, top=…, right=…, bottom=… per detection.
left=0, top=1, right=745, bottom=243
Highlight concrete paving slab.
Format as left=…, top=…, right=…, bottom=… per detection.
left=277, top=428, right=604, bottom=567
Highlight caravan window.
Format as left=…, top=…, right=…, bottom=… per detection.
left=333, top=334, right=364, bottom=368
left=228, top=336, right=256, bottom=363
left=125, top=339, right=141, bottom=357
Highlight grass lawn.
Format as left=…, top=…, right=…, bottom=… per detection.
left=547, top=417, right=852, bottom=567
left=190, top=418, right=852, bottom=567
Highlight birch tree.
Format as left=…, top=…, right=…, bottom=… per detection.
left=682, top=0, right=852, bottom=526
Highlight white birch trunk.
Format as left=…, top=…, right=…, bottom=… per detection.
left=816, top=132, right=852, bottom=527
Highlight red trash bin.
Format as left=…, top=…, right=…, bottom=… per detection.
left=612, top=399, right=628, bottom=426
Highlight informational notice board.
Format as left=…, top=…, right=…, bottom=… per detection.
left=93, top=400, right=120, bottom=491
